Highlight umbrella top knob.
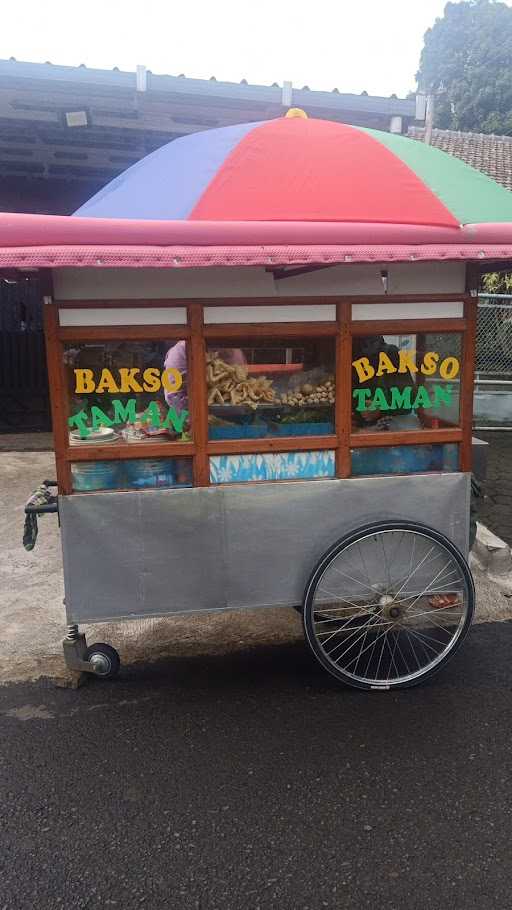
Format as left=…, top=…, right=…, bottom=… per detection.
left=285, top=107, right=308, bottom=119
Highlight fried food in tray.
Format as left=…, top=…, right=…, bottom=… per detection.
left=206, top=355, right=278, bottom=408
left=206, top=355, right=335, bottom=409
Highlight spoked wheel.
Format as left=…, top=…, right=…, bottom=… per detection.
left=303, top=521, right=475, bottom=690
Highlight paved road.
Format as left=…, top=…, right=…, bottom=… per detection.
left=476, top=432, right=512, bottom=545
left=1, top=621, right=512, bottom=910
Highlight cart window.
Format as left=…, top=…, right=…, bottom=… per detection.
left=71, top=457, right=193, bottom=492
left=209, top=451, right=335, bottom=484
left=351, top=444, right=459, bottom=477
left=206, top=338, right=336, bottom=440
left=64, top=341, right=190, bottom=445
left=352, top=333, right=462, bottom=434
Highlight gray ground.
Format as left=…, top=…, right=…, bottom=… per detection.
left=2, top=440, right=512, bottom=909
left=1, top=621, right=512, bottom=910
left=1, top=443, right=511, bottom=684
left=477, top=432, right=512, bottom=544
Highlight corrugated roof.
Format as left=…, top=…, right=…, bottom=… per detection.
left=0, top=58, right=417, bottom=117
left=409, top=126, right=512, bottom=192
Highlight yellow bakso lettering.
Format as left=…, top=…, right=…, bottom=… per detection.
left=143, top=368, right=162, bottom=392
left=398, top=350, right=418, bottom=376
left=118, top=368, right=143, bottom=393
left=96, top=369, right=119, bottom=394
left=352, top=357, right=375, bottom=383
left=420, top=352, right=440, bottom=376
left=376, top=351, right=397, bottom=377
left=439, top=357, right=460, bottom=380
left=74, top=369, right=95, bottom=394
left=161, top=368, right=183, bottom=393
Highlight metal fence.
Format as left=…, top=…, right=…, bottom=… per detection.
left=475, top=295, right=512, bottom=429
left=476, top=295, right=512, bottom=376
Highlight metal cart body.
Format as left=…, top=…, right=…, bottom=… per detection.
left=60, top=473, right=470, bottom=624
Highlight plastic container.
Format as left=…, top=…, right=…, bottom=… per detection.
left=123, top=459, right=176, bottom=489
left=272, top=422, right=334, bottom=437
left=71, top=461, right=123, bottom=492
left=208, top=424, right=268, bottom=440
left=351, top=444, right=447, bottom=477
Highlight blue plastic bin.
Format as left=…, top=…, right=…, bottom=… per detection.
left=123, top=459, right=176, bottom=489
left=208, top=424, right=268, bottom=440
left=272, top=422, right=334, bottom=437
left=71, top=461, right=123, bottom=492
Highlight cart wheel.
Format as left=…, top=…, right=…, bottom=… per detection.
left=303, top=521, right=475, bottom=691
left=84, top=643, right=120, bottom=679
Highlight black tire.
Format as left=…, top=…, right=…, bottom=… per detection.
left=303, top=521, right=475, bottom=691
left=84, top=643, right=120, bottom=679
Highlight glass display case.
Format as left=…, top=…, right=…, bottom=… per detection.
left=45, top=297, right=475, bottom=493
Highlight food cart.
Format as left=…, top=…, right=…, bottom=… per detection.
left=7, top=111, right=512, bottom=689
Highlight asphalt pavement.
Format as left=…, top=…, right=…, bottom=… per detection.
left=2, top=620, right=512, bottom=910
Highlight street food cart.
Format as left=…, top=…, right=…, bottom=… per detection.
left=7, top=111, right=512, bottom=689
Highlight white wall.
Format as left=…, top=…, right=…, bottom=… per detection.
left=53, top=262, right=466, bottom=300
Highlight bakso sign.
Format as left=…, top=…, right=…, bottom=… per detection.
left=69, top=367, right=187, bottom=438
left=73, top=367, right=182, bottom=395
left=352, top=350, right=460, bottom=413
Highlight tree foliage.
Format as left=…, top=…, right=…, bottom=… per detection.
left=481, top=271, right=512, bottom=293
left=417, top=0, right=512, bottom=134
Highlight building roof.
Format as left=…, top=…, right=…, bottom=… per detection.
left=0, top=57, right=420, bottom=208
left=409, top=126, right=512, bottom=192
left=0, top=58, right=417, bottom=118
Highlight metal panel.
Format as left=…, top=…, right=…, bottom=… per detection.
left=60, top=473, right=470, bottom=624
left=223, top=474, right=469, bottom=610
left=53, top=262, right=465, bottom=300
left=352, top=301, right=464, bottom=320
left=59, top=307, right=187, bottom=326
left=204, top=304, right=336, bottom=323
left=60, top=486, right=226, bottom=622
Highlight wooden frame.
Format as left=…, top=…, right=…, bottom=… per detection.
left=44, top=293, right=476, bottom=494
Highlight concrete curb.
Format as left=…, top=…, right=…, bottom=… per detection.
left=471, top=522, right=512, bottom=595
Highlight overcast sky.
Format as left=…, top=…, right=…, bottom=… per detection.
left=0, top=0, right=500, bottom=98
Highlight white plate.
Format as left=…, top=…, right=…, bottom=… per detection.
left=70, top=427, right=119, bottom=445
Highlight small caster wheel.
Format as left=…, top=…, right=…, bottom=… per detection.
left=84, top=643, right=120, bottom=679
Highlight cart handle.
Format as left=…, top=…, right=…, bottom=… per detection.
left=24, top=502, right=58, bottom=515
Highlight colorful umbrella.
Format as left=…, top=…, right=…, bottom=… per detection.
left=75, top=112, right=512, bottom=228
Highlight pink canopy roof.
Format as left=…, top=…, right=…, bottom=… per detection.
left=0, top=213, right=512, bottom=269
left=2, top=115, right=512, bottom=269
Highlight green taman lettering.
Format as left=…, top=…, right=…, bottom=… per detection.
left=412, top=385, right=432, bottom=409
left=68, top=410, right=91, bottom=438
left=162, top=407, right=189, bottom=434
left=389, top=386, right=412, bottom=410
left=352, top=388, right=372, bottom=411
left=91, top=406, right=114, bottom=430
left=368, top=387, right=390, bottom=411
left=141, top=401, right=162, bottom=428
left=112, top=398, right=138, bottom=424
left=432, top=384, right=453, bottom=407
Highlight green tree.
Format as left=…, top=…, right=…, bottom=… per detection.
left=417, top=0, right=512, bottom=134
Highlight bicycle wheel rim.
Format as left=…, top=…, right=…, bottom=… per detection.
left=304, top=523, right=474, bottom=689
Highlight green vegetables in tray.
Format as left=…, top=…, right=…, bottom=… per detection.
left=279, top=408, right=331, bottom=424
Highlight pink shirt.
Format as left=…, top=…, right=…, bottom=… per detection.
left=163, top=342, right=245, bottom=409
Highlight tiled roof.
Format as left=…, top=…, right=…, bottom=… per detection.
left=409, top=126, right=512, bottom=192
